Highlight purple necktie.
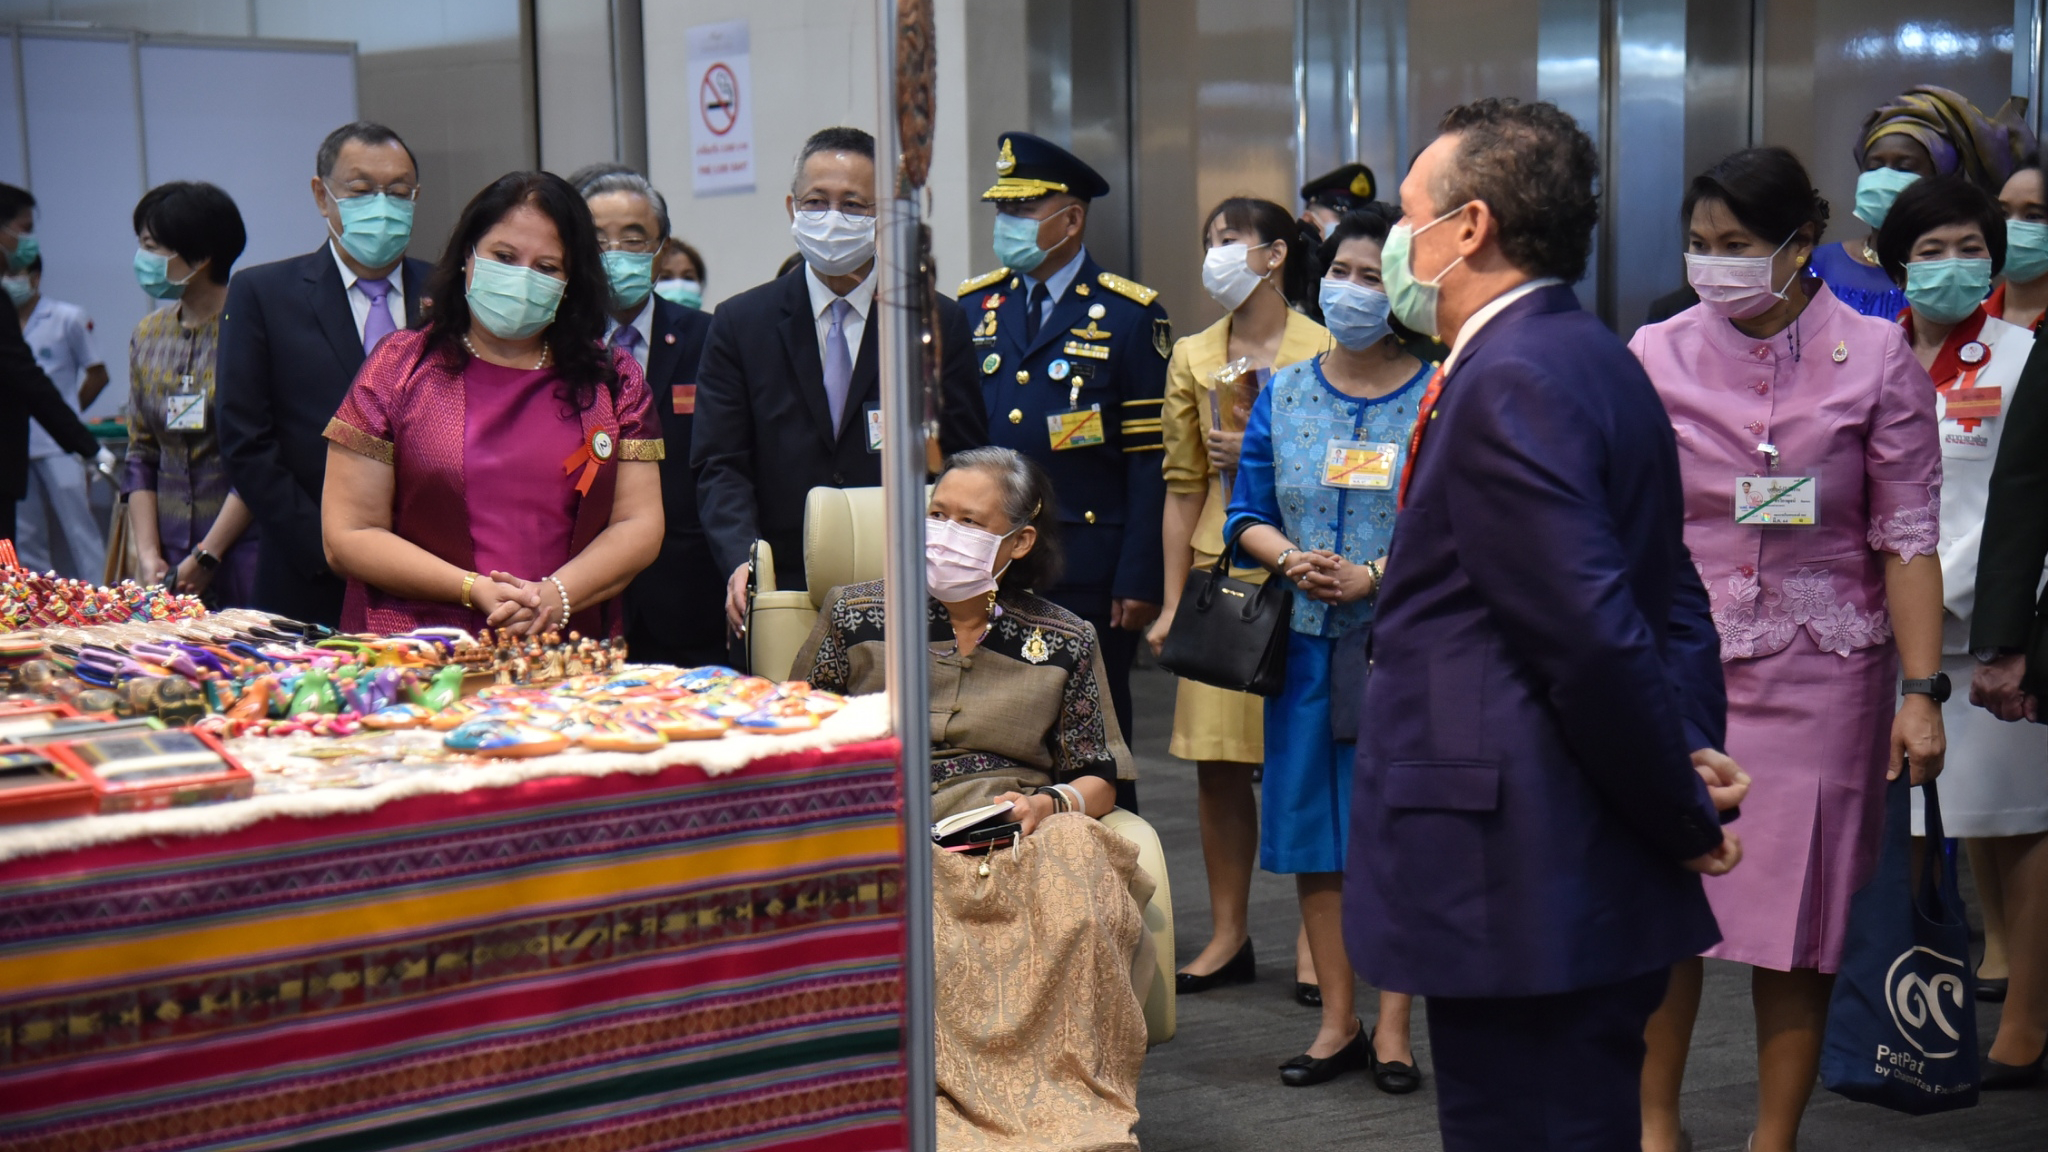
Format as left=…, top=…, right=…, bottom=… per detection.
left=612, top=324, right=641, bottom=356
left=823, top=298, right=853, bottom=432
left=359, top=276, right=397, bottom=353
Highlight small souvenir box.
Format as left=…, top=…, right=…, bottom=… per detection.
left=0, top=745, right=97, bottom=824
left=43, top=727, right=254, bottom=813
left=0, top=700, right=80, bottom=742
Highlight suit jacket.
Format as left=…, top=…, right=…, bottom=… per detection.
left=1345, top=284, right=1726, bottom=1000
left=692, top=266, right=987, bottom=585
left=622, top=297, right=723, bottom=665
left=1972, top=334, right=2048, bottom=688
left=217, top=245, right=430, bottom=625
left=2, top=299, right=98, bottom=500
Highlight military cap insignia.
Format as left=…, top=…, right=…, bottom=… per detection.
left=997, top=137, right=1017, bottom=175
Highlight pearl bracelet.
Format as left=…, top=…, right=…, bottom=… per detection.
left=547, top=575, right=571, bottom=631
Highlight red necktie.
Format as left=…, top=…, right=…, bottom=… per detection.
left=1396, top=367, right=1447, bottom=510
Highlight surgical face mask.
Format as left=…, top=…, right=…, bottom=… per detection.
left=1202, top=242, right=1274, bottom=312
left=133, top=247, right=194, bottom=300
left=327, top=187, right=415, bottom=268
left=7, top=231, right=38, bottom=272
left=992, top=205, right=1074, bottom=275
left=1382, top=205, right=1467, bottom=339
left=654, top=277, right=703, bottom=309
left=2005, top=220, right=2048, bottom=285
left=2, top=273, right=33, bottom=308
left=1318, top=278, right=1393, bottom=350
left=790, top=209, right=876, bottom=277
left=1853, top=167, right=1922, bottom=229
left=925, top=515, right=1019, bottom=602
left=1904, top=257, right=1993, bottom=325
left=601, top=249, right=655, bottom=310
left=466, top=252, right=566, bottom=341
left=1684, top=233, right=1799, bottom=320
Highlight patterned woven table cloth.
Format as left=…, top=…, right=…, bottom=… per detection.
left=0, top=737, right=908, bottom=1152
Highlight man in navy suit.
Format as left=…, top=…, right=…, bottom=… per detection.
left=1345, top=98, right=1749, bottom=1150
left=569, top=164, right=721, bottom=667
left=219, top=122, right=432, bottom=626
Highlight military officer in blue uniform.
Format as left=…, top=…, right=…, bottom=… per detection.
left=958, top=132, right=1167, bottom=811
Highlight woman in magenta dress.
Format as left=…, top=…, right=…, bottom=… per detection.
left=321, top=171, right=664, bottom=637
left=1630, top=147, right=1946, bottom=1152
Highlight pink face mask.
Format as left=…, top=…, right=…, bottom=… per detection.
left=1684, top=232, right=1798, bottom=320
left=925, top=516, right=1017, bottom=602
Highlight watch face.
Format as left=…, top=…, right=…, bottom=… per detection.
left=1932, top=671, right=1952, bottom=703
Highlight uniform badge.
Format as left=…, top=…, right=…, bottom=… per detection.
left=1088, top=302, right=1106, bottom=320
left=1070, top=321, right=1111, bottom=340
left=984, top=293, right=1006, bottom=311
left=592, top=431, right=615, bottom=461
left=1153, top=317, right=1173, bottom=360
left=1062, top=340, right=1111, bottom=361
left=997, top=137, right=1017, bottom=176
left=1074, top=283, right=1091, bottom=297
left=1959, top=341, right=1988, bottom=365
left=1047, top=359, right=1071, bottom=382
left=982, top=352, right=1002, bottom=375
left=1023, top=628, right=1051, bottom=664
left=975, top=311, right=999, bottom=341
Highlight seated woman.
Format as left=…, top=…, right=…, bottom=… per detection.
left=793, top=446, right=1152, bottom=1151
left=321, top=171, right=664, bottom=636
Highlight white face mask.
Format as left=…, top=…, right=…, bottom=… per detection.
left=1202, top=241, right=1273, bottom=312
left=1684, top=233, right=1798, bottom=320
left=790, top=209, right=877, bottom=277
left=925, top=516, right=1018, bottom=602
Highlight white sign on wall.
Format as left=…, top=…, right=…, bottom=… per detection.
left=686, top=19, right=754, bottom=195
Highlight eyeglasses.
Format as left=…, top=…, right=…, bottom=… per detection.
left=326, top=180, right=418, bottom=202
left=796, top=197, right=875, bottom=218
left=596, top=235, right=660, bottom=254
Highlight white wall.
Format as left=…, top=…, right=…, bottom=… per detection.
left=641, top=0, right=975, bottom=307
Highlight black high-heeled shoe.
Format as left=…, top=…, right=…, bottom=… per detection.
left=1176, top=939, right=1255, bottom=994
left=1976, top=976, right=2009, bottom=1002
left=1294, top=982, right=1322, bottom=1008
left=1279, top=1020, right=1371, bottom=1087
left=1368, top=1028, right=1422, bottom=1094
left=1980, top=1043, right=2046, bottom=1090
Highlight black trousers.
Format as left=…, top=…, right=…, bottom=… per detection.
left=1088, top=619, right=1139, bottom=814
left=1426, top=967, right=1671, bottom=1151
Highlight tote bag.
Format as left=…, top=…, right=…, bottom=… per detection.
left=1819, top=776, right=1979, bottom=1114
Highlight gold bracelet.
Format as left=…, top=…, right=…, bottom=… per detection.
left=460, top=571, right=478, bottom=609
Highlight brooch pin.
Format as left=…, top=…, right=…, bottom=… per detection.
left=1832, top=341, right=1848, bottom=363
left=1023, top=629, right=1051, bottom=664
left=1959, top=341, right=1988, bottom=365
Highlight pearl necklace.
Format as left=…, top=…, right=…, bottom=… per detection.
left=463, top=332, right=550, bottom=369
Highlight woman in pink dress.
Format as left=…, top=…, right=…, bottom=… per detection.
left=1630, top=147, right=1946, bottom=1152
left=321, top=171, right=665, bottom=637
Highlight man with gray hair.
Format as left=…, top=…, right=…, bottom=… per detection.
left=219, top=121, right=432, bottom=625
left=693, top=126, right=988, bottom=652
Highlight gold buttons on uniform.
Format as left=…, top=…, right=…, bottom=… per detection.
left=1016, top=370, right=1030, bottom=385
left=1084, top=511, right=1097, bottom=524
left=1009, top=408, right=1023, bottom=424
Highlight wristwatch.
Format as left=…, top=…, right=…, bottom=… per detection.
left=1901, top=671, right=1951, bottom=704
left=192, top=548, right=220, bottom=572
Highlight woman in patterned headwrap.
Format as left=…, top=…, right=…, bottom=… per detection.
left=1809, top=85, right=2035, bottom=318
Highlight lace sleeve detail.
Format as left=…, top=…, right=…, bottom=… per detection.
left=1867, top=484, right=1940, bottom=561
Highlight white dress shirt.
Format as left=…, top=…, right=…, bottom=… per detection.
left=603, top=296, right=657, bottom=372
left=328, top=240, right=406, bottom=344
left=804, top=264, right=876, bottom=371
left=1440, top=277, right=1565, bottom=378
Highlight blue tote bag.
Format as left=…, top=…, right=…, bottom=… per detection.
left=1820, top=776, right=1979, bottom=1114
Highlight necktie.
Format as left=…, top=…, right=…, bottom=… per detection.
left=611, top=323, right=641, bottom=358
left=1024, top=282, right=1051, bottom=343
left=358, top=276, right=397, bottom=353
left=823, top=298, right=853, bottom=433
left=1396, top=367, right=1447, bottom=510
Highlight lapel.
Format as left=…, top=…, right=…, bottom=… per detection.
left=774, top=268, right=838, bottom=449
left=849, top=304, right=879, bottom=416
left=1187, top=315, right=1232, bottom=379
left=1022, top=254, right=1098, bottom=361
left=646, top=297, right=684, bottom=388
left=302, top=244, right=366, bottom=375
left=401, top=257, right=429, bottom=327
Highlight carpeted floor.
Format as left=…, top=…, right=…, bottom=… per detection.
left=1124, top=665, right=2048, bottom=1150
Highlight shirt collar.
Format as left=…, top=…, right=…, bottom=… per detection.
left=328, top=238, right=404, bottom=295
left=1441, top=277, right=1563, bottom=376
left=805, top=263, right=877, bottom=321
left=605, top=295, right=657, bottom=345
left=1023, top=244, right=1088, bottom=303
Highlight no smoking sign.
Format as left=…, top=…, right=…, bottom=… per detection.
left=700, top=63, right=739, bottom=136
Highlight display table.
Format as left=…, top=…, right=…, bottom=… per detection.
left=0, top=705, right=908, bottom=1152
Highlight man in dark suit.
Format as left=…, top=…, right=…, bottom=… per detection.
left=1972, top=341, right=2048, bottom=720
left=218, top=121, right=431, bottom=625
left=694, top=126, right=986, bottom=638
left=569, top=164, right=721, bottom=667
left=0, top=185, right=106, bottom=544
left=1345, top=98, right=1748, bottom=1150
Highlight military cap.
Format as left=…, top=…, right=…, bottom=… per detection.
left=981, top=131, right=1112, bottom=202
left=1300, top=163, right=1377, bottom=208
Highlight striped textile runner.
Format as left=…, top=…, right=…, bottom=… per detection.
left=0, top=738, right=908, bottom=1152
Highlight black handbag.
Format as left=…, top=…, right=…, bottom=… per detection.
left=1157, top=540, right=1292, bottom=697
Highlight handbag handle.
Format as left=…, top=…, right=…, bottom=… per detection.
left=1913, top=779, right=1950, bottom=920
left=1219, top=520, right=1292, bottom=622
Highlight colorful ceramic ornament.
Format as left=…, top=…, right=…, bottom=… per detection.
left=363, top=702, right=432, bottom=730
left=443, top=719, right=572, bottom=758
left=579, top=720, right=668, bottom=753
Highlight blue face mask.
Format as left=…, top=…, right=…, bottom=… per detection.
left=1904, top=257, right=1992, bottom=325
left=133, top=247, right=193, bottom=300
left=2005, top=220, right=2048, bottom=285
left=329, top=188, right=415, bottom=268
left=654, top=278, right=703, bottom=309
left=1318, top=278, right=1393, bottom=350
left=8, top=232, right=38, bottom=272
left=993, top=205, right=1072, bottom=274
left=601, top=250, right=655, bottom=310
left=2, top=274, right=33, bottom=308
left=1853, top=167, right=1922, bottom=229
left=466, top=252, right=566, bottom=340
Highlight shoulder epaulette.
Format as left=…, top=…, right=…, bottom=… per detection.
left=958, top=268, right=1010, bottom=296
left=1096, top=272, right=1158, bottom=306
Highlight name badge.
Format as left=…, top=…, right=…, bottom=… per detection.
left=1734, top=475, right=1817, bottom=525
left=866, top=403, right=884, bottom=453
left=166, top=391, right=207, bottom=432
left=1046, top=405, right=1105, bottom=451
left=1321, top=440, right=1397, bottom=490
left=672, top=384, right=696, bottom=414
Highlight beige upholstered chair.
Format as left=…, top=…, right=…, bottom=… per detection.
left=745, top=486, right=1176, bottom=1045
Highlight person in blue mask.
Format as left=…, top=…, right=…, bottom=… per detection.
left=218, top=121, right=434, bottom=626
left=959, top=131, right=1170, bottom=812
left=1993, top=160, right=2048, bottom=334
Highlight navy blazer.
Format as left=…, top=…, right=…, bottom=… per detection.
left=218, top=245, right=430, bottom=625
left=1344, top=284, right=1726, bottom=1000
left=691, top=266, right=987, bottom=585
left=622, top=297, right=723, bottom=665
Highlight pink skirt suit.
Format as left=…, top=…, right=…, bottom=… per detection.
left=1630, top=285, right=1941, bottom=972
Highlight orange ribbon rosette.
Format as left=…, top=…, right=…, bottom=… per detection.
left=562, top=428, right=617, bottom=496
